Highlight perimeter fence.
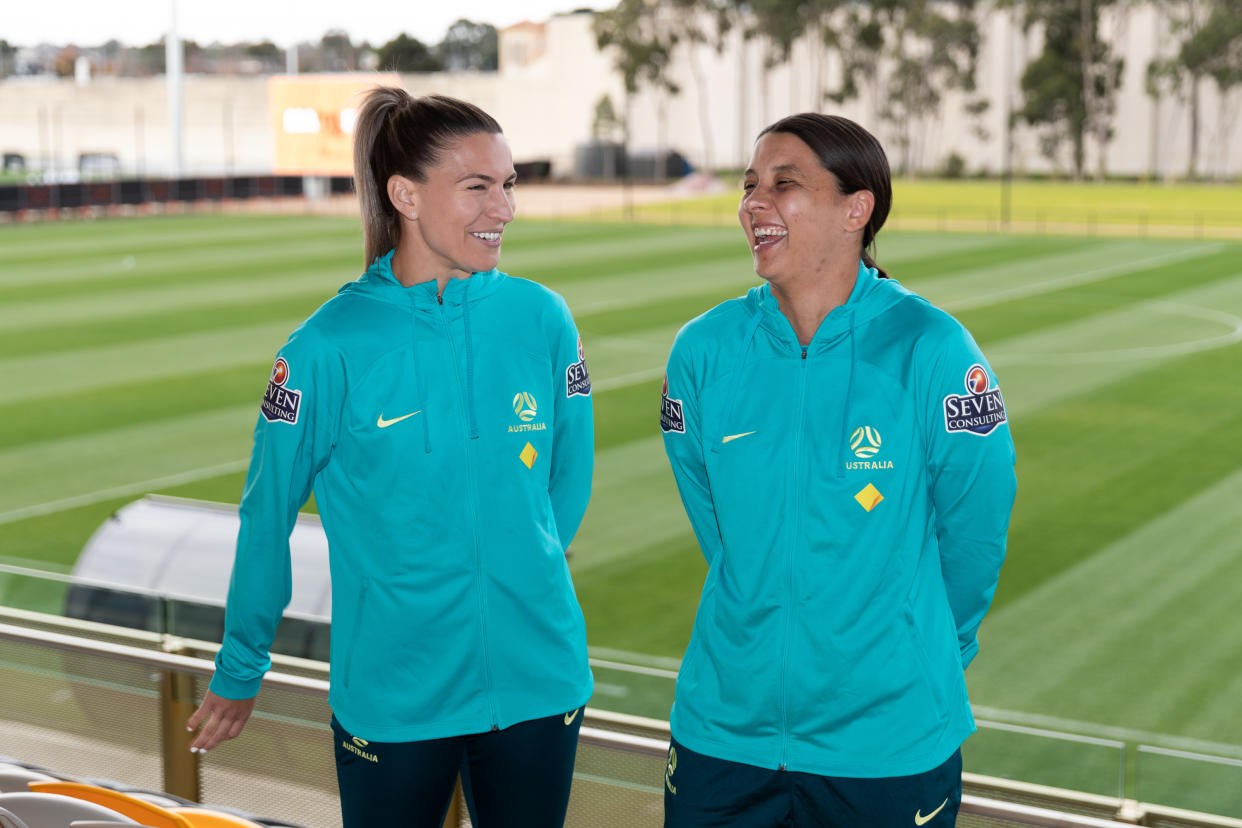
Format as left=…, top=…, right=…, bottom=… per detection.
left=565, top=194, right=1242, bottom=241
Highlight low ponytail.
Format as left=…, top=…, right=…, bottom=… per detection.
left=861, top=249, right=888, bottom=279
left=352, top=87, right=503, bottom=267
left=352, top=86, right=410, bottom=267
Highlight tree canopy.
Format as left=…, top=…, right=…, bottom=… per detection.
left=376, top=33, right=443, bottom=73
left=440, top=19, right=499, bottom=71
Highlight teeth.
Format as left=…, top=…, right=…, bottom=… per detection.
left=754, top=227, right=787, bottom=238
left=472, top=232, right=501, bottom=241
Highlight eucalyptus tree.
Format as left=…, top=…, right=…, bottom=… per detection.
left=375, top=33, right=443, bottom=73
left=1189, top=1, right=1242, bottom=175
left=1149, top=0, right=1242, bottom=178
left=439, top=19, right=499, bottom=72
left=668, top=0, right=739, bottom=169
left=594, top=0, right=680, bottom=175
left=743, top=0, right=812, bottom=122
left=833, top=0, right=983, bottom=174
left=1013, top=0, right=1124, bottom=179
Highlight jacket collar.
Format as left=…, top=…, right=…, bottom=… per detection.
left=746, top=260, right=901, bottom=352
left=340, top=249, right=506, bottom=310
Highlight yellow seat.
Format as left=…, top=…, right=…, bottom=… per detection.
left=26, top=783, right=192, bottom=828
left=169, top=809, right=266, bottom=828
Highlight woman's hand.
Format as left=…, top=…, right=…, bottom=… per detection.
left=186, top=689, right=257, bottom=753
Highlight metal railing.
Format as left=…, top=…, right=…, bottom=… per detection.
left=1136, top=746, right=1242, bottom=824
left=968, top=718, right=1128, bottom=800
left=2, top=607, right=1242, bottom=827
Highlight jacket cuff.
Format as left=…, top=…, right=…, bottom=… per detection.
left=208, top=668, right=263, bottom=700
left=960, top=637, right=979, bottom=670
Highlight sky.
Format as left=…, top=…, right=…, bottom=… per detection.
left=4, top=1, right=612, bottom=48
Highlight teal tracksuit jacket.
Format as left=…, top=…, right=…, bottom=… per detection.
left=661, top=261, right=1016, bottom=777
left=211, top=251, right=595, bottom=742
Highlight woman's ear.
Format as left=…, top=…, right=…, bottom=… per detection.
left=387, top=174, right=419, bottom=221
left=844, top=190, right=875, bottom=233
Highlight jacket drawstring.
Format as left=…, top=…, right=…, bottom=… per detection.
left=711, top=310, right=765, bottom=454
left=833, top=312, right=856, bottom=480
left=462, top=279, right=480, bottom=440
left=410, top=300, right=433, bottom=454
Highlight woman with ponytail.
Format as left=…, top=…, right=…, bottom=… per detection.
left=188, top=87, right=595, bottom=828
left=659, top=114, right=1017, bottom=826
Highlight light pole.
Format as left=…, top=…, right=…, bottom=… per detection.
left=166, top=0, right=184, bottom=178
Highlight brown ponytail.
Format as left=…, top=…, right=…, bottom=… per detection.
left=352, top=87, right=502, bottom=266
left=861, top=250, right=889, bottom=279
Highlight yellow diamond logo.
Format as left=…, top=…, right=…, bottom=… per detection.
left=519, top=442, right=537, bottom=469
left=855, top=484, right=883, bottom=512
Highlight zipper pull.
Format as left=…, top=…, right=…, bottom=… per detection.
left=437, top=292, right=444, bottom=305
left=801, top=348, right=807, bottom=360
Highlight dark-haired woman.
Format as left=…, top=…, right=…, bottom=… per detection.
left=188, top=87, right=595, bottom=828
left=659, top=114, right=1016, bottom=827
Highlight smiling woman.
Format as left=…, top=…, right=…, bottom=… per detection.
left=660, top=113, right=1018, bottom=828
left=185, top=87, right=595, bottom=828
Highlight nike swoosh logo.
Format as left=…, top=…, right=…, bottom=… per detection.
left=915, top=798, right=949, bottom=826
left=721, top=431, right=757, bottom=444
left=376, top=410, right=421, bottom=429
left=564, top=708, right=580, bottom=725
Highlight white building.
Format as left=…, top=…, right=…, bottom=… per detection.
left=604, top=4, right=1242, bottom=178
left=0, top=5, right=1237, bottom=179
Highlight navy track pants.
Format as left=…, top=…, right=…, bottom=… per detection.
left=332, top=708, right=583, bottom=828
left=663, top=736, right=962, bottom=828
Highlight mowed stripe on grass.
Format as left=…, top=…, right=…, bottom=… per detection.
left=968, top=464, right=1242, bottom=749
left=3, top=215, right=1242, bottom=764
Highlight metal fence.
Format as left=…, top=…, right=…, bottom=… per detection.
left=2, top=598, right=1242, bottom=826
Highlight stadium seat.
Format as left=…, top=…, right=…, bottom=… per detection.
left=0, top=767, right=56, bottom=793
left=25, top=784, right=190, bottom=828
left=168, top=809, right=265, bottom=828
left=0, top=792, right=138, bottom=826
left=107, top=793, right=193, bottom=811
left=0, top=765, right=61, bottom=779
left=0, top=805, right=29, bottom=828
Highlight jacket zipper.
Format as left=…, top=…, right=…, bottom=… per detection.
left=435, top=298, right=499, bottom=730
left=780, top=345, right=810, bottom=770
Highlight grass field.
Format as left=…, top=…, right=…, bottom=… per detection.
left=612, top=178, right=1242, bottom=236
left=3, top=197, right=1242, bottom=813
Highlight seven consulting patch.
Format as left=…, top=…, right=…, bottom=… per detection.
left=566, top=336, right=592, bottom=397
left=943, top=363, right=1006, bottom=436
left=661, top=375, right=685, bottom=434
left=261, top=356, right=302, bottom=425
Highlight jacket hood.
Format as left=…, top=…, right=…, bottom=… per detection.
left=743, top=260, right=906, bottom=352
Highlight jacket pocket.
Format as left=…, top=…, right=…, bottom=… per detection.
left=903, top=606, right=948, bottom=713
left=342, top=579, right=370, bottom=690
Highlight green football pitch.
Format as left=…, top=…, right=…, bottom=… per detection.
left=3, top=211, right=1242, bottom=811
